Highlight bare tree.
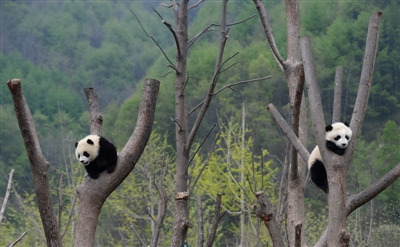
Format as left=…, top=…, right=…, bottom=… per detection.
left=253, top=1, right=400, bottom=246
left=253, top=0, right=306, bottom=245
left=156, top=1, right=269, bottom=246
left=7, top=78, right=160, bottom=246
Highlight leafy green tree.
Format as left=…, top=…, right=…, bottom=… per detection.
left=191, top=120, right=278, bottom=246
left=375, top=121, right=400, bottom=205
left=106, top=130, right=175, bottom=246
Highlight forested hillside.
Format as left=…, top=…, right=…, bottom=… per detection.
left=1, top=0, right=399, bottom=246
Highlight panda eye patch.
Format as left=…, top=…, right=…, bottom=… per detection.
left=334, top=135, right=341, bottom=141
left=83, top=151, right=90, bottom=157
left=345, top=135, right=350, bottom=140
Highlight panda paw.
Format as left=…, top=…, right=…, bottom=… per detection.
left=106, top=164, right=116, bottom=173
left=88, top=173, right=100, bottom=179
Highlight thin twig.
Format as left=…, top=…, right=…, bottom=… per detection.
left=153, top=8, right=182, bottom=58
left=181, top=75, right=190, bottom=96
left=186, top=123, right=217, bottom=173
left=129, top=8, right=177, bottom=72
left=9, top=231, right=28, bottom=247
left=130, top=224, right=147, bottom=247
left=57, top=173, right=63, bottom=233
left=188, top=14, right=256, bottom=49
left=61, top=194, right=77, bottom=240
left=189, top=0, right=205, bottom=10
left=0, top=169, right=14, bottom=225
left=157, top=70, right=175, bottom=78
left=189, top=76, right=271, bottom=115
left=170, top=117, right=183, bottom=131
left=188, top=125, right=224, bottom=197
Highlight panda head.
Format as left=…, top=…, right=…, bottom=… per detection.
left=75, top=135, right=100, bottom=166
left=325, top=122, right=352, bottom=149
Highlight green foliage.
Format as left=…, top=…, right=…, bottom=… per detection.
left=374, top=121, right=400, bottom=203
left=189, top=121, right=278, bottom=245
left=2, top=0, right=400, bottom=244
left=105, top=130, right=175, bottom=246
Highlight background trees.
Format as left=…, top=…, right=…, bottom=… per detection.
left=1, top=0, right=400, bottom=246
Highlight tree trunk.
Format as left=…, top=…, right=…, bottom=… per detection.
left=7, top=78, right=63, bottom=247
left=73, top=79, right=160, bottom=247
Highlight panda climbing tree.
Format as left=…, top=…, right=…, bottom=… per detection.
left=307, top=122, right=352, bottom=194
left=7, top=78, right=160, bottom=247
left=75, top=135, right=118, bottom=179
left=252, top=8, right=400, bottom=247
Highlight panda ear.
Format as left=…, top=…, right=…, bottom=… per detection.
left=325, top=125, right=333, bottom=132
left=344, top=121, right=350, bottom=127
left=75, top=142, right=78, bottom=148
left=87, top=139, right=94, bottom=145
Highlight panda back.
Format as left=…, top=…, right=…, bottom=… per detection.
left=98, top=136, right=117, bottom=161
left=308, top=146, right=321, bottom=169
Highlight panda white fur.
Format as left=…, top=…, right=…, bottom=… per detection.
left=75, top=135, right=117, bottom=179
left=308, top=122, right=352, bottom=193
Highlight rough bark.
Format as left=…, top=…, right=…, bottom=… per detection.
left=301, top=35, right=350, bottom=247
left=332, top=66, right=343, bottom=123
left=171, top=192, right=190, bottom=247
left=74, top=78, right=160, bottom=247
left=252, top=191, right=285, bottom=247
left=171, top=0, right=230, bottom=245
left=253, top=1, right=307, bottom=245
left=302, top=11, right=381, bottom=247
left=7, top=78, right=63, bottom=247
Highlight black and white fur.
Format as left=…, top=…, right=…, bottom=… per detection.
left=308, top=122, right=352, bottom=193
left=75, top=135, right=117, bottom=179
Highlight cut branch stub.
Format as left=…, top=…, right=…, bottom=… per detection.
left=175, top=192, right=189, bottom=200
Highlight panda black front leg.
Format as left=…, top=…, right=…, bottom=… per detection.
left=84, top=162, right=101, bottom=179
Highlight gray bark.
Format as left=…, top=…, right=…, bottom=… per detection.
left=7, top=78, right=63, bottom=247
left=73, top=78, right=160, bottom=247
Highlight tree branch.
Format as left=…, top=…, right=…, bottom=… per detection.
left=189, top=76, right=271, bottom=116
left=206, top=194, right=226, bottom=247
left=349, top=11, right=382, bottom=152
left=252, top=191, right=285, bottom=247
left=300, top=36, right=327, bottom=161
left=7, top=78, right=62, bottom=247
left=74, top=78, right=160, bottom=247
left=153, top=8, right=182, bottom=59
left=188, top=125, right=223, bottom=197
left=84, top=87, right=102, bottom=135
left=188, top=0, right=205, bottom=10
left=9, top=231, right=28, bottom=247
left=186, top=0, right=229, bottom=151
left=61, top=194, right=77, bottom=240
left=188, top=14, right=256, bottom=49
left=252, top=0, right=285, bottom=71
left=197, top=196, right=205, bottom=247
left=332, top=66, right=343, bottom=123
left=129, top=9, right=177, bottom=72
left=267, top=103, right=309, bottom=163
left=346, top=162, right=400, bottom=216
left=0, top=169, right=14, bottom=225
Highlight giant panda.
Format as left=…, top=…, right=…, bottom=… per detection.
left=308, top=122, right=352, bottom=193
left=75, top=135, right=118, bottom=179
